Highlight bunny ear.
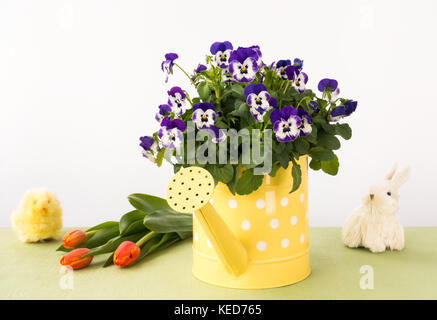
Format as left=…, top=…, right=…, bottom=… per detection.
left=391, top=166, right=411, bottom=189
left=386, top=163, right=398, bottom=180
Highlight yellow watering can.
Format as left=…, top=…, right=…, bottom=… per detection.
left=166, top=156, right=310, bottom=289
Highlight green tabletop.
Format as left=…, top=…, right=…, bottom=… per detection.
left=0, top=227, right=436, bottom=300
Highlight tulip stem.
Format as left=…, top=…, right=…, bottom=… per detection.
left=136, top=231, right=159, bottom=247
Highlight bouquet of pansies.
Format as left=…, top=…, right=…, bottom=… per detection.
left=141, top=41, right=357, bottom=195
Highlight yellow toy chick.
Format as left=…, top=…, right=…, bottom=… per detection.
left=11, top=188, right=63, bottom=243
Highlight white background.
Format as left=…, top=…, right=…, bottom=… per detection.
left=1, top=0, right=436, bottom=227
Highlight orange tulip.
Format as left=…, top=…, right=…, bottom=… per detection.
left=60, top=248, right=93, bottom=270
left=113, top=241, right=141, bottom=267
left=62, top=230, right=87, bottom=249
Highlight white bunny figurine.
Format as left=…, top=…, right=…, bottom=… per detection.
left=342, top=164, right=411, bottom=253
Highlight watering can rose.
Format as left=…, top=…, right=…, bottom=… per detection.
left=113, top=241, right=141, bottom=267
left=60, top=248, right=93, bottom=270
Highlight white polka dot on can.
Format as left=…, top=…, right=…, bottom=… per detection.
left=291, top=216, right=298, bottom=226
left=270, top=218, right=279, bottom=229
left=256, top=199, right=265, bottom=209
left=207, top=239, right=213, bottom=248
left=300, top=234, right=305, bottom=243
left=194, top=232, right=198, bottom=242
left=280, top=197, right=288, bottom=207
left=228, top=199, right=237, bottom=209
left=281, top=238, right=289, bottom=248
left=300, top=193, right=305, bottom=203
left=256, top=241, right=267, bottom=251
left=241, top=220, right=251, bottom=230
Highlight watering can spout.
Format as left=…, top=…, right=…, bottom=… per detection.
left=195, top=203, right=248, bottom=276
left=165, top=166, right=248, bottom=276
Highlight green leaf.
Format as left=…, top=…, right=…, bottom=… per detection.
left=128, top=193, right=171, bottom=213
left=321, top=154, right=339, bottom=175
left=82, top=224, right=120, bottom=249
left=235, top=169, right=264, bottom=195
left=84, top=231, right=147, bottom=257
left=309, top=158, right=322, bottom=171
left=144, top=210, right=193, bottom=233
left=227, top=166, right=239, bottom=195
left=289, top=160, right=302, bottom=193
left=335, top=123, right=352, bottom=140
left=217, top=165, right=234, bottom=184
left=102, top=253, right=114, bottom=268
left=119, top=210, right=147, bottom=236
left=86, top=221, right=119, bottom=232
left=197, top=82, right=210, bottom=101
left=309, top=147, right=334, bottom=161
left=293, top=138, right=310, bottom=154
left=155, top=148, right=165, bottom=167
left=230, top=83, right=244, bottom=96
left=318, top=133, right=341, bottom=150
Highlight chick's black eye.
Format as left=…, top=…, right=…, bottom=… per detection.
left=387, top=191, right=392, bottom=196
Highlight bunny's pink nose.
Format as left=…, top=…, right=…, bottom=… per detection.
left=370, top=194, right=374, bottom=200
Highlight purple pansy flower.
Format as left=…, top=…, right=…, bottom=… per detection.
left=244, top=84, right=277, bottom=122
left=270, top=106, right=302, bottom=142
left=329, top=100, right=358, bottom=122
left=192, top=102, right=216, bottom=129
left=293, top=58, right=304, bottom=71
left=297, top=109, right=312, bottom=136
left=283, top=65, right=299, bottom=81
left=194, top=64, right=207, bottom=73
left=210, top=41, right=233, bottom=69
left=275, top=60, right=292, bottom=79
left=158, top=116, right=186, bottom=149
left=139, top=136, right=159, bottom=163
left=308, top=101, right=320, bottom=112
left=249, top=45, right=264, bottom=68
left=161, top=53, right=178, bottom=83
left=155, top=104, right=172, bottom=123
left=228, top=47, right=260, bottom=82
left=167, top=86, right=189, bottom=115
left=318, top=78, right=338, bottom=92
left=293, top=72, right=308, bottom=93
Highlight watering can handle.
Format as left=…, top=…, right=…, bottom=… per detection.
left=195, top=202, right=248, bottom=276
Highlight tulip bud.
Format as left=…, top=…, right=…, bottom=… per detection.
left=113, top=241, right=141, bottom=267
left=62, top=230, right=87, bottom=249
left=60, top=248, right=93, bottom=270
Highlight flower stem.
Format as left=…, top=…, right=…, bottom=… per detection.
left=136, top=231, right=159, bottom=247
left=174, top=63, right=195, bottom=85
left=85, top=230, right=98, bottom=240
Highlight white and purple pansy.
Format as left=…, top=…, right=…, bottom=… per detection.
left=228, top=47, right=260, bottom=83
left=293, top=58, right=304, bottom=71
left=210, top=41, right=233, bottom=69
left=275, top=60, right=292, bottom=79
left=158, top=116, right=186, bottom=149
left=318, top=78, right=340, bottom=102
left=167, top=86, right=189, bottom=116
left=192, top=102, right=216, bottom=129
left=161, top=53, right=178, bottom=83
left=297, top=109, right=312, bottom=136
left=270, top=106, right=302, bottom=142
left=293, top=72, right=308, bottom=93
left=329, top=100, right=358, bottom=122
left=155, top=104, right=172, bottom=123
left=139, top=136, right=159, bottom=163
left=244, top=83, right=277, bottom=122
